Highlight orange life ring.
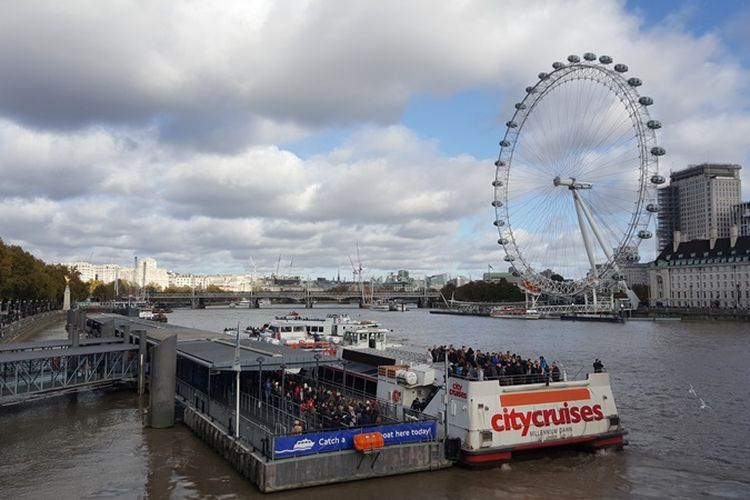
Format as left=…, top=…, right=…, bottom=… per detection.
left=392, top=389, right=401, bottom=403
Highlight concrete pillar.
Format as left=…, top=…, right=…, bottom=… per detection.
left=70, top=310, right=82, bottom=347
left=148, top=335, right=177, bottom=429
left=66, top=309, right=76, bottom=335
left=101, top=319, right=116, bottom=338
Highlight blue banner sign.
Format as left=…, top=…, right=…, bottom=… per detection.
left=273, top=420, right=437, bottom=459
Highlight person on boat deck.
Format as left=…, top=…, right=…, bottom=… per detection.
left=593, top=359, right=604, bottom=373
left=539, top=356, right=549, bottom=373
left=551, top=362, right=561, bottom=382
left=410, top=397, right=422, bottom=412
left=291, top=420, right=303, bottom=434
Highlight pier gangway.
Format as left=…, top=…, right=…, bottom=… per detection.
left=0, top=341, right=138, bottom=406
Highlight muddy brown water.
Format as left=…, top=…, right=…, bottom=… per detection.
left=1, top=307, right=748, bottom=498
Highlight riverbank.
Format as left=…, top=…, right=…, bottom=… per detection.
left=0, top=311, right=66, bottom=344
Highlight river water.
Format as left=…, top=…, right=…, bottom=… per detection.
left=1, top=307, right=749, bottom=499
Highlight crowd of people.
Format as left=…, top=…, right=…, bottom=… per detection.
left=260, top=373, right=384, bottom=433
left=429, top=344, right=562, bottom=385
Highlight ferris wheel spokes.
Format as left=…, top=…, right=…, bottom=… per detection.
left=493, top=53, right=663, bottom=304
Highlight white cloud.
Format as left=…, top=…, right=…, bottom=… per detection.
left=0, top=0, right=749, bottom=277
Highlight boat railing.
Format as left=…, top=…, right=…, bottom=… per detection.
left=450, top=371, right=568, bottom=385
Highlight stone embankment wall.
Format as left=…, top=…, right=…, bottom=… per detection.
left=0, top=311, right=65, bottom=343
left=182, top=406, right=267, bottom=489
left=635, top=308, right=750, bottom=321
left=182, top=405, right=450, bottom=493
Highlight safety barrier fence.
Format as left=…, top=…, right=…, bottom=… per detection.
left=175, top=377, right=438, bottom=461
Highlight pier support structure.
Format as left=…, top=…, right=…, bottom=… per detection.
left=149, top=334, right=177, bottom=428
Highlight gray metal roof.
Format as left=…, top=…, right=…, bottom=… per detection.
left=0, top=343, right=137, bottom=363
left=177, top=339, right=338, bottom=371
left=0, top=337, right=125, bottom=353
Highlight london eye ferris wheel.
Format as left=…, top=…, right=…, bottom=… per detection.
left=492, top=53, right=665, bottom=299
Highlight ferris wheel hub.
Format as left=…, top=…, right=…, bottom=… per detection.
left=553, top=176, right=592, bottom=190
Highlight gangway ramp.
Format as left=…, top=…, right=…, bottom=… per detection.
left=0, top=342, right=138, bottom=406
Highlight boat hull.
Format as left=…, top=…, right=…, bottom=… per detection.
left=459, top=430, right=627, bottom=468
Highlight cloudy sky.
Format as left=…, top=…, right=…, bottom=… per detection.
left=1, top=0, right=749, bottom=279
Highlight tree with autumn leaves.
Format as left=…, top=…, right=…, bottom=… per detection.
left=0, top=238, right=88, bottom=304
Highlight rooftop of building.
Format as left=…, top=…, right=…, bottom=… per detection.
left=670, top=163, right=741, bottom=182
left=655, top=235, right=750, bottom=263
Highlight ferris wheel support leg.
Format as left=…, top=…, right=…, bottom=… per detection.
left=572, top=191, right=598, bottom=279
left=576, top=192, right=617, bottom=268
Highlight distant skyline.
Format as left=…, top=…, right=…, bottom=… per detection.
left=1, top=0, right=749, bottom=278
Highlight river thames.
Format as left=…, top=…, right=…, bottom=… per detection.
left=1, top=307, right=748, bottom=498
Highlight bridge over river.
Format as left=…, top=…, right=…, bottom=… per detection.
left=144, top=289, right=441, bottom=309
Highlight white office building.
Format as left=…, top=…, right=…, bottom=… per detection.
left=656, top=164, right=742, bottom=250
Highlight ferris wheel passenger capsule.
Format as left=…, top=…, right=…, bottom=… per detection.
left=628, top=77, right=642, bottom=87
left=515, top=102, right=526, bottom=110
left=492, top=200, right=504, bottom=208
left=650, top=174, right=666, bottom=184
left=494, top=160, right=505, bottom=167
left=651, top=146, right=666, bottom=156
left=638, top=230, right=653, bottom=239
left=499, top=139, right=511, bottom=147
left=639, top=96, right=653, bottom=106
left=498, top=238, right=509, bottom=245
left=552, top=61, right=565, bottom=70
left=525, top=86, right=537, bottom=94
left=647, top=120, right=662, bottom=129
left=626, top=254, right=640, bottom=262
left=504, top=255, right=516, bottom=262
left=538, top=72, right=549, bottom=80
left=506, top=121, right=517, bottom=128
left=614, top=64, right=628, bottom=72
left=493, top=218, right=505, bottom=225
left=492, top=180, right=504, bottom=187
left=646, top=203, right=659, bottom=212
left=599, top=55, right=613, bottom=64
left=567, top=55, right=580, bottom=63
left=583, top=52, right=597, bottom=61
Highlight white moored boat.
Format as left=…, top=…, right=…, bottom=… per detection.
left=373, top=363, right=625, bottom=466
left=329, top=332, right=627, bottom=467
left=490, top=306, right=541, bottom=319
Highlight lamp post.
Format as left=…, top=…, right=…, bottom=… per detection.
left=313, top=354, right=321, bottom=389
left=342, top=360, right=349, bottom=394
left=256, top=356, right=264, bottom=408
left=233, top=324, right=241, bottom=440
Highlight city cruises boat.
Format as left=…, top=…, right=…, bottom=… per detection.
left=324, top=330, right=626, bottom=468
left=377, top=363, right=626, bottom=466
left=490, top=306, right=541, bottom=320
